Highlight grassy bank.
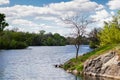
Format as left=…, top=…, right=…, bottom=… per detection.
left=62, top=44, right=120, bottom=73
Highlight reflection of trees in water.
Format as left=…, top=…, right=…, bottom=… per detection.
left=75, top=75, right=119, bottom=80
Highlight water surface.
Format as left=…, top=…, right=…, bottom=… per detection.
left=0, top=45, right=111, bottom=80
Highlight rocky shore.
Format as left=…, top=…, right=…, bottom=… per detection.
left=60, top=44, right=120, bottom=79
left=83, top=51, right=120, bottom=79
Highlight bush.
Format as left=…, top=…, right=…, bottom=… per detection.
left=0, top=37, right=10, bottom=49
left=15, top=41, right=28, bottom=49
left=89, top=41, right=98, bottom=48
left=0, top=38, right=28, bottom=49
left=10, top=40, right=28, bottom=49
left=99, top=12, right=120, bottom=46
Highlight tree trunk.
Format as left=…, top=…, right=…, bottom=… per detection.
left=76, top=45, right=80, bottom=60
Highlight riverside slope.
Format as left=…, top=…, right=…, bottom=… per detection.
left=83, top=51, right=120, bottom=79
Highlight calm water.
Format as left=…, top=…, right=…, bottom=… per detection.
left=0, top=45, right=113, bottom=80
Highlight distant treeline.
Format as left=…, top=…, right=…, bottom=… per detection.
left=0, top=29, right=90, bottom=49
left=0, top=30, right=68, bottom=49
left=66, top=36, right=89, bottom=45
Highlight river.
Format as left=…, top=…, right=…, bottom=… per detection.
left=0, top=45, right=113, bottom=80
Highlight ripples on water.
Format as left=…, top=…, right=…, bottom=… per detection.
left=0, top=45, right=116, bottom=80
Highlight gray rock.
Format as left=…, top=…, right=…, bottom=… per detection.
left=83, top=51, right=120, bottom=79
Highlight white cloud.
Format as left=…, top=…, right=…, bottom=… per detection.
left=90, top=9, right=113, bottom=28
left=0, top=0, right=104, bottom=35
left=0, top=0, right=99, bottom=19
left=95, top=4, right=104, bottom=10
left=107, top=0, right=120, bottom=10
left=91, top=9, right=110, bottom=21
left=47, top=0, right=97, bottom=12
left=35, top=16, right=58, bottom=22
left=12, top=19, right=40, bottom=27
left=6, top=19, right=53, bottom=33
left=0, top=0, right=9, bottom=5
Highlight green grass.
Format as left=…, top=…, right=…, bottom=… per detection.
left=63, top=44, right=119, bottom=72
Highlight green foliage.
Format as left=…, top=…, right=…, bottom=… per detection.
left=31, top=32, right=66, bottom=46
left=99, top=22, right=120, bottom=46
left=63, top=44, right=117, bottom=71
left=0, top=30, right=67, bottom=49
left=0, top=13, right=8, bottom=32
left=66, top=36, right=89, bottom=45
left=89, top=28, right=101, bottom=48
left=10, top=40, right=27, bottom=49
left=0, top=34, right=27, bottom=49
left=46, top=37, right=54, bottom=46
left=89, top=41, right=98, bottom=48
left=76, top=63, right=83, bottom=71
left=98, top=11, right=120, bottom=46
left=0, top=36, right=10, bottom=49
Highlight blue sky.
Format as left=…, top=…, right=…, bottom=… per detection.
left=91, top=0, right=108, bottom=5
left=0, top=0, right=120, bottom=36
left=6, top=0, right=109, bottom=6
left=9, top=0, right=70, bottom=6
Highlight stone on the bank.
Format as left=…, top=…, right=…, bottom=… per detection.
left=72, top=70, right=78, bottom=75
left=83, top=51, right=120, bottom=79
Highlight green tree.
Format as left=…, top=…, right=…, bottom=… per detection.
left=99, top=11, right=120, bottom=46
left=89, top=28, right=101, bottom=48
left=39, top=30, right=45, bottom=35
left=0, top=13, right=9, bottom=32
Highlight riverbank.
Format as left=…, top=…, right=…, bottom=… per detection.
left=62, top=44, right=120, bottom=79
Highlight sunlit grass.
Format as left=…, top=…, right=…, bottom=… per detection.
left=63, top=44, right=120, bottom=72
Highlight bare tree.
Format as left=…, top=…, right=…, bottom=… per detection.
left=61, top=13, right=93, bottom=60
